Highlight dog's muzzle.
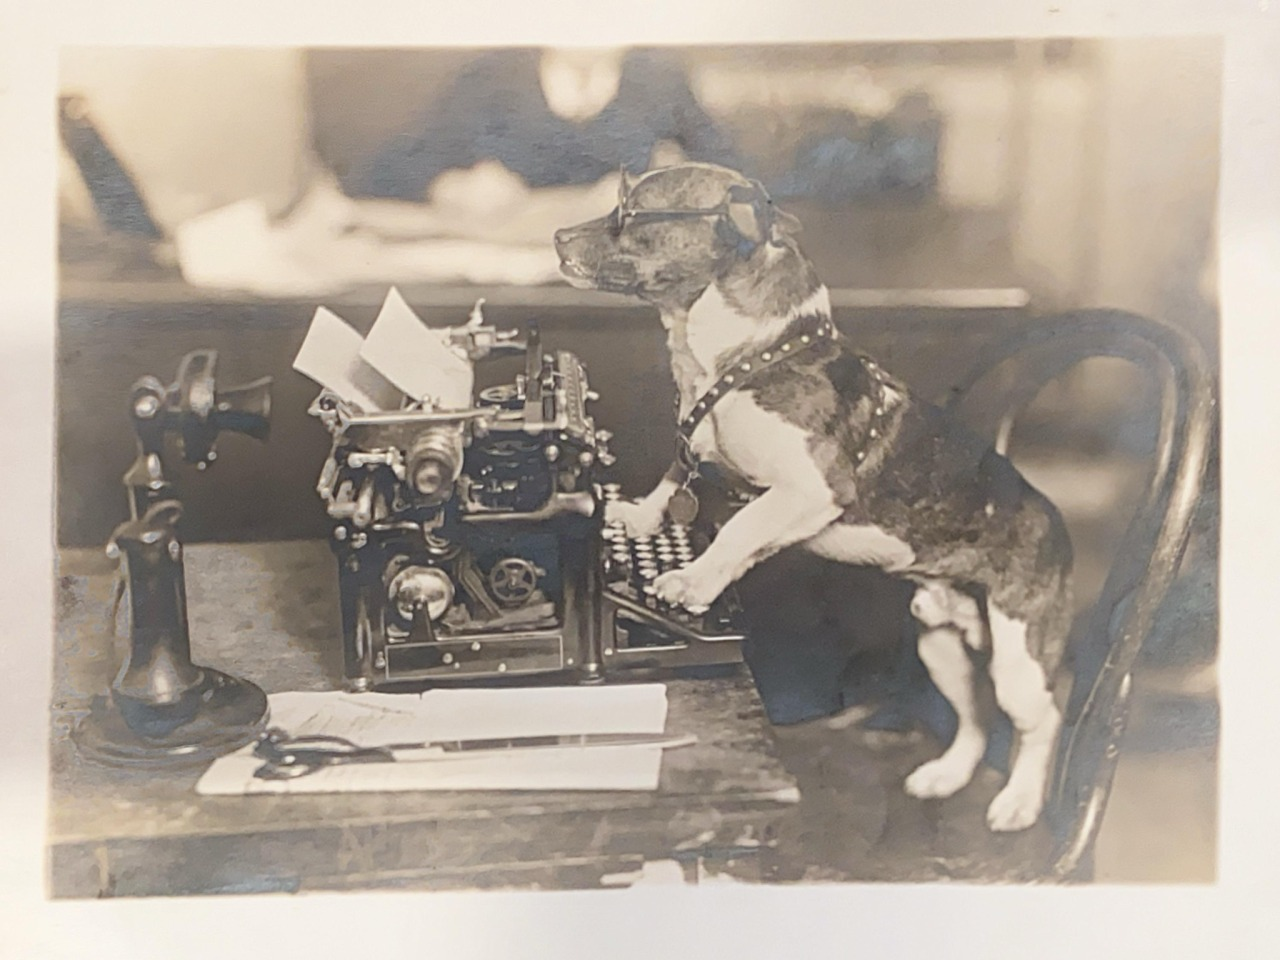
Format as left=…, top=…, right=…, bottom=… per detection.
left=555, top=220, right=641, bottom=295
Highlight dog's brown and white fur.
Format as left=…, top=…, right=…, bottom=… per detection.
left=555, top=163, right=1073, bottom=831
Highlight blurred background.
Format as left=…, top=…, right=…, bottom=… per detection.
left=59, top=40, right=1220, bottom=331
left=55, top=40, right=1221, bottom=880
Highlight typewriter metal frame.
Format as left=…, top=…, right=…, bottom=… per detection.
left=309, top=321, right=743, bottom=691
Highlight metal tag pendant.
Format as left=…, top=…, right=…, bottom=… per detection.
left=667, top=487, right=699, bottom=525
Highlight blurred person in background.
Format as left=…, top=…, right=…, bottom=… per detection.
left=59, top=46, right=745, bottom=292
left=343, top=46, right=746, bottom=246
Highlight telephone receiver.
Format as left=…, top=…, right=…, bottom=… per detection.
left=127, top=350, right=272, bottom=468
left=171, top=350, right=272, bottom=463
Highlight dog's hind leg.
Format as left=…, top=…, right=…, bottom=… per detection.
left=985, top=603, right=1062, bottom=832
left=903, top=582, right=988, bottom=800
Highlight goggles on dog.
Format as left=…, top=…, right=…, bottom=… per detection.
left=610, top=172, right=783, bottom=247
left=609, top=199, right=732, bottom=234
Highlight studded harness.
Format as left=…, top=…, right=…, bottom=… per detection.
left=673, top=317, right=896, bottom=480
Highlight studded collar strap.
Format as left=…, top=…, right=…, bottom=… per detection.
left=676, top=315, right=835, bottom=469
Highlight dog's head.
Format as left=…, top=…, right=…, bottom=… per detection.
left=554, top=163, right=802, bottom=305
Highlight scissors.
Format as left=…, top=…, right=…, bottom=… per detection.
left=251, top=727, right=696, bottom=780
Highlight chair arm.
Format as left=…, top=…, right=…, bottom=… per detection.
left=945, top=309, right=1215, bottom=880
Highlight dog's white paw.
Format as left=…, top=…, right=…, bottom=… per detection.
left=653, top=566, right=723, bottom=611
left=986, top=782, right=1044, bottom=832
left=605, top=499, right=664, bottom=538
left=903, top=756, right=977, bottom=800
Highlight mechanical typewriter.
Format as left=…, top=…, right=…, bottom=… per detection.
left=305, top=309, right=744, bottom=691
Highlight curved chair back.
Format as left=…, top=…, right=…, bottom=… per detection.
left=942, top=309, right=1215, bottom=880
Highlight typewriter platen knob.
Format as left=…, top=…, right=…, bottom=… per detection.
left=408, top=426, right=463, bottom=504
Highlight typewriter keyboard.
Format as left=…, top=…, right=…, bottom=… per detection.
left=599, top=485, right=741, bottom=637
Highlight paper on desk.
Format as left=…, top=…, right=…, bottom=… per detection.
left=358, top=287, right=474, bottom=409
left=196, top=684, right=671, bottom=796
left=262, top=684, right=668, bottom=743
left=292, top=307, right=402, bottom=412
left=173, top=176, right=566, bottom=295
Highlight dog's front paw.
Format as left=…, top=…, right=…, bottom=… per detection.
left=652, top=565, right=723, bottom=612
left=605, top=499, right=664, bottom=538
left=986, top=782, right=1044, bottom=832
left=904, top=756, right=977, bottom=800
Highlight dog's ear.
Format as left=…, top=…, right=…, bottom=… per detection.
left=725, top=197, right=765, bottom=247
left=724, top=180, right=802, bottom=252
left=770, top=206, right=803, bottom=242
left=723, top=181, right=770, bottom=252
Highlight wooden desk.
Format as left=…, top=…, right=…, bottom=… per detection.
left=48, top=541, right=799, bottom=897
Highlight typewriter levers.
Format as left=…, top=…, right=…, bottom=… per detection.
left=309, top=321, right=743, bottom=691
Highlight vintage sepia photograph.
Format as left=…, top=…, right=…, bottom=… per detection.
left=49, top=38, right=1220, bottom=898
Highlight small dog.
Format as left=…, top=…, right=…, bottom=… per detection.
left=555, top=163, right=1073, bottom=831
